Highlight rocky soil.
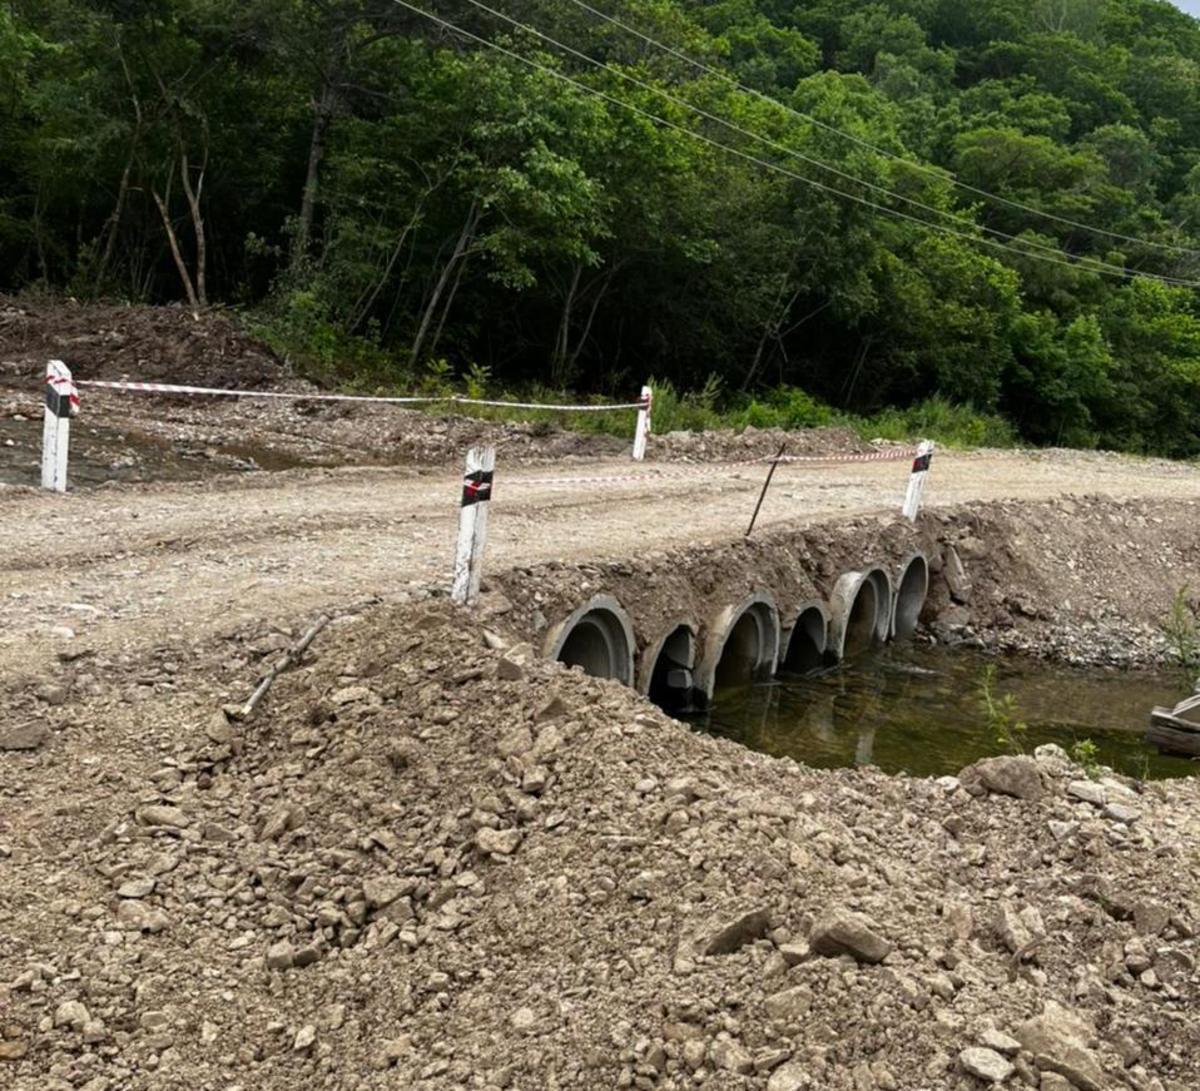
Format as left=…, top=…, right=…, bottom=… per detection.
left=2, top=600, right=1198, bottom=1091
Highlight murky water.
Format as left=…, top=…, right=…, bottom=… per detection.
left=689, top=645, right=1196, bottom=781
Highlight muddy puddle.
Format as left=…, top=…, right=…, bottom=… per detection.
left=691, top=645, right=1196, bottom=780
left=0, top=417, right=312, bottom=486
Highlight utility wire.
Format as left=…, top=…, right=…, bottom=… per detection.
left=564, top=0, right=1200, bottom=260
left=388, top=0, right=1200, bottom=287
left=458, top=0, right=1200, bottom=286
left=460, top=0, right=1171, bottom=283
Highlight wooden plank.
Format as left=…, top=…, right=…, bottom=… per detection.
left=1146, top=715, right=1200, bottom=757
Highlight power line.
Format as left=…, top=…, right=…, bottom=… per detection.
left=388, top=0, right=1200, bottom=287
left=455, top=0, right=1200, bottom=287
left=564, top=0, right=1200, bottom=260
left=458, top=0, right=1172, bottom=284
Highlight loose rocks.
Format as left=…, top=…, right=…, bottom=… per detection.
left=809, top=908, right=892, bottom=963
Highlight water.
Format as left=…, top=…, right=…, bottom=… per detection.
left=688, top=645, right=1197, bottom=781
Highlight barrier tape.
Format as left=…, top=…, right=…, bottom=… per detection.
left=74, top=378, right=649, bottom=413
left=508, top=445, right=918, bottom=489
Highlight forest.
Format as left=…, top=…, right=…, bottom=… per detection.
left=5, top=0, right=1200, bottom=454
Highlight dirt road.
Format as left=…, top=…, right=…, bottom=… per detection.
left=1, top=445, right=1197, bottom=670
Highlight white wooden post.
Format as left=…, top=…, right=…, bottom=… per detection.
left=42, top=360, right=77, bottom=493
left=632, top=383, right=652, bottom=461
left=901, top=440, right=934, bottom=521
left=451, top=446, right=495, bottom=606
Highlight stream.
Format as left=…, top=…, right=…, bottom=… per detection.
left=690, top=645, right=1196, bottom=781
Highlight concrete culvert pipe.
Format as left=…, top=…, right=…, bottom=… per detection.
left=639, top=621, right=698, bottom=713
left=543, top=594, right=635, bottom=686
left=864, top=566, right=893, bottom=643
left=892, top=553, right=929, bottom=640
left=695, top=594, right=780, bottom=703
left=780, top=601, right=829, bottom=674
left=827, top=573, right=881, bottom=662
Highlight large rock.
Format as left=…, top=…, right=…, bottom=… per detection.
left=993, top=901, right=1045, bottom=955
left=809, top=909, right=891, bottom=964
left=135, top=804, right=189, bottom=828
left=1014, top=1001, right=1110, bottom=1091
left=959, top=1046, right=1014, bottom=1083
left=767, top=1061, right=808, bottom=1091
left=476, top=827, right=521, bottom=855
left=698, top=907, right=771, bottom=956
left=960, top=755, right=1045, bottom=801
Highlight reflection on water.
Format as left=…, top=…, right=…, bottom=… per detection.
left=687, top=645, right=1197, bottom=780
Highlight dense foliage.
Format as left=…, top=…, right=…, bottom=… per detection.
left=6, top=0, right=1200, bottom=453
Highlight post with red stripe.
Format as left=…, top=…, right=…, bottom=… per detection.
left=451, top=446, right=496, bottom=606
left=42, top=360, right=79, bottom=493
left=632, top=383, right=652, bottom=462
left=902, top=440, right=934, bottom=521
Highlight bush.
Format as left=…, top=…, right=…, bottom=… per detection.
left=861, top=396, right=1017, bottom=449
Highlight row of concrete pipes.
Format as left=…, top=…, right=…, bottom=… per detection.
left=541, top=553, right=930, bottom=711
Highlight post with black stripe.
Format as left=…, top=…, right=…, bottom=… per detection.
left=451, top=446, right=496, bottom=606
left=902, top=440, right=935, bottom=521
left=42, top=360, right=78, bottom=493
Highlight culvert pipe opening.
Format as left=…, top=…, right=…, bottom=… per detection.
left=644, top=623, right=697, bottom=713
left=697, top=596, right=780, bottom=702
left=544, top=596, right=635, bottom=686
left=829, top=573, right=881, bottom=662
left=892, top=553, right=929, bottom=640
left=781, top=604, right=828, bottom=674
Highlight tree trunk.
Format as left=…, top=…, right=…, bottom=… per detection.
left=425, top=251, right=470, bottom=362
left=95, top=138, right=139, bottom=289
left=551, top=263, right=583, bottom=386
left=152, top=164, right=200, bottom=310
left=566, top=264, right=619, bottom=376
left=410, top=202, right=479, bottom=364
left=295, top=81, right=338, bottom=263
left=177, top=137, right=208, bottom=307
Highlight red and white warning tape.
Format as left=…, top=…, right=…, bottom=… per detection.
left=508, top=445, right=918, bottom=489
left=74, top=378, right=649, bottom=412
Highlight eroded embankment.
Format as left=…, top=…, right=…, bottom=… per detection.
left=495, top=496, right=1200, bottom=696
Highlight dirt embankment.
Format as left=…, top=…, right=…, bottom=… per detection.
left=1, top=600, right=1198, bottom=1091
left=494, top=496, right=1200, bottom=670
left=0, top=295, right=874, bottom=478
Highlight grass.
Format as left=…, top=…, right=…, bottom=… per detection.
left=247, top=306, right=1019, bottom=451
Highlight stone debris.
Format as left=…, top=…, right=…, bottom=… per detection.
left=1015, top=1001, right=1111, bottom=1091
left=698, top=906, right=772, bottom=956
left=809, top=908, right=892, bottom=964
left=959, top=1046, right=1014, bottom=1083
left=2, top=600, right=1198, bottom=1091
left=0, top=722, right=48, bottom=751
left=1067, top=780, right=1107, bottom=806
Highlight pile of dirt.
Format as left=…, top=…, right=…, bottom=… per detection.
left=0, top=297, right=884, bottom=473
left=0, top=296, right=290, bottom=390
left=2, top=599, right=1197, bottom=1090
